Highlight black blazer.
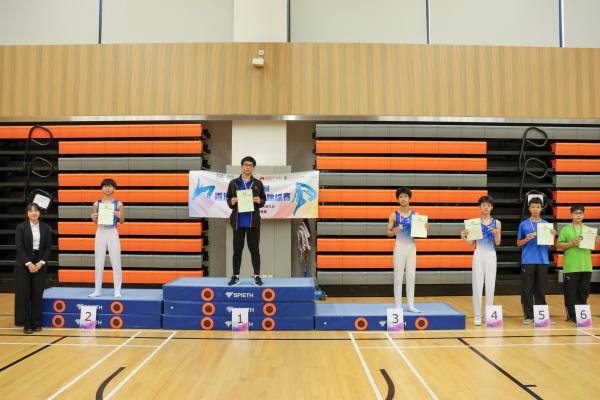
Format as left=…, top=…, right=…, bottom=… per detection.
left=15, top=221, right=52, bottom=266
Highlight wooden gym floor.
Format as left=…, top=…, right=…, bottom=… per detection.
left=0, top=293, right=599, bottom=399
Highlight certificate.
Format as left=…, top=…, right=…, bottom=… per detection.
left=236, top=189, right=254, bottom=213
left=536, top=223, right=555, bottom=246
left=410, top=215, right=428, bottom=238
left=579, top=225, right=598, bottom=250
left=98, top=203, right=115, bottom=225
left=464, top=218, right=483, bottom=241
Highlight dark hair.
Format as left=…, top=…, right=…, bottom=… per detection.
left=570, top=204, right=585, bottom=213
left=528, top=197, right=543, bottom=206
left=395, top=187, right=412, bottom=199
left=478, top=195, right=495, bottom=206
left=100, top=178, right=117, bottom=189
left=25, top=202, right=42, bottom=221
left=241, top=156, right=256, bottom=166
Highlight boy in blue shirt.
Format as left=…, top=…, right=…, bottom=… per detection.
left=516, top=197, right=557, bottom=324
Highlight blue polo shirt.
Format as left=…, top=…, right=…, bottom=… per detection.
left=237, top=178, right=252, bottom=228
left=518, top=218, right=550, bottom=265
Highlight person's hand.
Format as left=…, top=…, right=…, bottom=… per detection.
left=34, top=261, right=44, bottom=272
left=526, top=233, right=536, bottom=241
left=392, top=224, right=403, bottom=234
left=253, top=197, right=261, bottom=204
left=550, top=229, right=558, bottom=236
left=230, top=197, right=238, bottom=205
left=27, top=262, right=36, bottom=273
left=460, top=229, right=469, bottom=239
left=424, top=223, right=429, bottom=230
left=595, top=235, right=600, bottom=243
left=113, top=210, right=121, bottom=218
left=572, top=237, right=582, bottom=247
left=91, top=212, right=98, bottom=223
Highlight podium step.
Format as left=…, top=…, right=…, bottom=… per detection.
left=315, top=302, right=465, bottom=331
left=43, top=312, right=162, bottom=329
left=162, top=315, right=314, bottom=331
left=164, top=300, right=315, bottom=317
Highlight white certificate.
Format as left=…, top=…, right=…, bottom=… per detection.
left=98, top=203, right=115, bottom=225
left=236, top=189, right=254, bottom=213
left=464, top=218, right=483, bottom=241
left=579, top=225, right=598, bottom=250
left=410, top=215, right=428, bottom=238
left=536, top=223, right=555, bottom=246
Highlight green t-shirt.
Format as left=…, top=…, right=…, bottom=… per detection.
left=557, top=224, right=593, bottom=273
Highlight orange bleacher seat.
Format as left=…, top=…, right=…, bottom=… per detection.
left=58, top=222, right=202, bottom=236
left=59, top=238, right=202, bottom=252
left=59, top=140, right=202, bottom=155
left=317, top=255, right=472, bottom=269
left=0, top=124, right=203, bottom=139
left=315, top=140, right=486, bottom=155
left=317, top=238, right=473, bottom=252
left=59, top=269, right=203, bottom=284
left=59, top=173, right=189, bottom=187
left=319, top=189, right=487, bottom=203
left=316, top=156, right=486, bottom=171
left=318, top=205, right=480, bottom=219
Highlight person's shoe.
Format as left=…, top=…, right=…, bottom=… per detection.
left=88, top=291, right=101, bottom=298
left=228, top=275, right=240, bottom=286
left=407, top=305, right=421, bottom=313
left=473, top=316, right=482, bottom=326
left=33, top=326, right=42, bottom=332
left=23, top=326, right=34, bottom=334
left=114, top=291, right=122, bottom=298
left=566, top=316, right=576, bottom=323
left=254, top=275, right=264, bottom=286
left=523, top=318, right=533, bottom=325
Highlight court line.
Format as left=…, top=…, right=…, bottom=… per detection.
left=577, top=328, right=600, bottom=341
left=103, top=331, right=177, bottom=399
left=457, top=338, right=542, bottom=400
left=0, top=342, right=159, bottom=348
left=360, top=342, right=600, bottom=350
left=379, top=369, right=395, bottom=400
left=0, top=336, right=65, bottom=373
left=384, top=332, right=439, bottom=400
left=47, top=331, right=142, bottom=400
left=96, top=367, right=126, bottom=400
left=365, top=326, right=600, bottom=334
left=348, top=332, right=383, bottom=400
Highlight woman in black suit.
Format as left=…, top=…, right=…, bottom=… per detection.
left=15, top=203, right=52, bottom=334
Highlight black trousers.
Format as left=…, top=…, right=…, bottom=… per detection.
left=520, top=264, right=548, bottom=319
left=563, top=272, right=592, bottom=320
left=14, top=250, right=47, bottom=328
left=232, top=227, right=260, bottom=276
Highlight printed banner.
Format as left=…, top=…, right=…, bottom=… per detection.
left=189, top=170, right=319, bottom=219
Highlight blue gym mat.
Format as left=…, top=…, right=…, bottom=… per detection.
left=162, top=314, right=315, bottom=331
left=163, top=277, right=316, bottom=302
left=315, top=302, right=465, bottom=331
left=43, top=312, right=162, bottom=329
left=163, top=300, right=316, bottom=317
left=42, top=287, right=163, bottom=315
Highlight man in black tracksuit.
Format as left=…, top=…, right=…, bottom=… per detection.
left=226, top=156, right=267, bottom=286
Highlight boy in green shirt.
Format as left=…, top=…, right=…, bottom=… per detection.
left=556, top=205, right=600, bottom=322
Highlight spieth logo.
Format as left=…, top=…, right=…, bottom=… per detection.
left=76, top=319, right=102, bottom=326
left=76, top=304, right=102, bottom=310
left=225, top=291, right=254, bottom=299
left=226, top=306, right=254, bottom=313
left=379, top=320, right=386, bottom=327
left=225, top=321, right=232, bottom=327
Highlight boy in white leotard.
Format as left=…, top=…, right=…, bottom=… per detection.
left=386, top=187, right=427, bottom=313
left=461, top=195, right=502, bottom=326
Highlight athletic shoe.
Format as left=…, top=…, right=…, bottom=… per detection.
left=114, top=291, right=122, bottom=298
left=407, top=305, right=421, bottom=313
left=254, top=275, right=264, bottom=286
left=228, top=275, right=240, bottom=286
left=88, top=291, right=101, bottom=298
left=473, top=316, right=482, bottom=326
left=523, top=318, right=533, bottom=325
